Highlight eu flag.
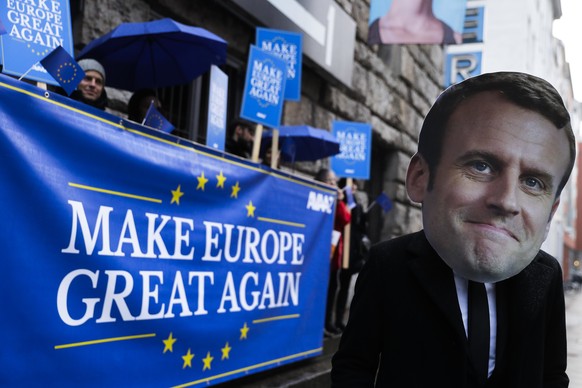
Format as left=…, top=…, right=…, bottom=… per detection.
left=143, top=101, right=174, bottom=133
left=40, top=46, right=84, bottom=96
left=375, top=192, right=393, bottom=212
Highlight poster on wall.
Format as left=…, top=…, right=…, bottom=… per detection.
left=367, top=0, right=467, bottom=45
left=0, top=73, right=335, bottom=387
left=0, top=0, right=74, bottom=84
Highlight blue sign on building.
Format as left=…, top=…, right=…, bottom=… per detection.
left=330, top=121, right=372, bottom=179
left=206, top=65, right=229, bottom=151
left=0, top=0, right=74, bottom=84
left=462, top=6, right=485, bottom=44
left=256, top=28, right=302, bottom=101
left=240, top=45, right=287, bottom=128
left=444, top=51, right=482, bottom=87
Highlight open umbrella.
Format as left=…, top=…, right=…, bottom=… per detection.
left=77, top=18, right=227, bottom=91
left=261, top=125, right=341, bottom=162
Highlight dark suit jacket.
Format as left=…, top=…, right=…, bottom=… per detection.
left=331, top=231, right=568, bottom=387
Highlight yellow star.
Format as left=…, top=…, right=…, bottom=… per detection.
left=240, top=322, right=250, bottom=340
left=197, top=172, right=209, bottom=190
left=216, top=171, right=227, bottom=188
left=171, top=185, right=184, bottom=205
left=202, top=351, right=214, bottom=371
left=231, top=182, right=241, bottom=198
left=246, top=201, right=256, bottom=217
left=221, top=342, right=232, bottom=360
left=162, top=332, right=177, bottom=353
left=182, top=348, right=194, bottom=369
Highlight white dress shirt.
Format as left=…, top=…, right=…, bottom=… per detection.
left=454, top=273, right=497, bottom=377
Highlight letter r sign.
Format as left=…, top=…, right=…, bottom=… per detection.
left=444, top=51, right=482, bottom=87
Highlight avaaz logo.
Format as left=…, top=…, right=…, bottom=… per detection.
left=306, top=191, right=334, bottom=214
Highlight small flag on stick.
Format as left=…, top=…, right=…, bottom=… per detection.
left=40, top=46, right=84, bottom=95
left=343, top=184, right=356, bottom=210
left=143, top=101, right=174, bottom=133
left=367, top=192, right=393, bottom=213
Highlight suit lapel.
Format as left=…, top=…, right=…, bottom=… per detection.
left=500, top=256, right=554, bottom=346
left=405, top=232, right=468, bottom=345
left=486, top=254, right=553, bottom=380
left=507, top=257, right=554, bottom=319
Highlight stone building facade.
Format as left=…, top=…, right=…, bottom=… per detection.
left=71, top=0, right=448, bottom=244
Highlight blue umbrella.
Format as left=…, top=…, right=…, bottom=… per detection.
left=77, top=18, right=227, bottom=91
left=261, top=125, right=341, bottom=162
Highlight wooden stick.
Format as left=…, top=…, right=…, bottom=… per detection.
left=251, top=124, right=263, bottom=163
left=270, top=128, right=279, bottom=169
left=342, top=177, right=353, bottom=270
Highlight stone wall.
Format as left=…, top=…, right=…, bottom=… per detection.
left=75, top=0, right=447, bottom=240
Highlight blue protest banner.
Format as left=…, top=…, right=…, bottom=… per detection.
left=206, top=65, right=228, bottom=150
left=240, top=45, right=286, bottom=128
left=330, top=121, right=372, bottom=179
left=256, top=28, right=302, bottom=101
left=0, top=74, right=335, bottom=387
left=0, top=0, right=74, bottom=85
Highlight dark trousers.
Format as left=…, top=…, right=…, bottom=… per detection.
left=326, top=269, right=353, bottom=328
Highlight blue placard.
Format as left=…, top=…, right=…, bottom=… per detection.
left=444, top=50, right=482, bottom=87
left=0, top=74, right=335, bottom=387
left=330, top=121, right=372, bottom=179
left=256, top=28, right=302, bottom=101
left=0, top=0, right=74, bottom=84
left=206, top=65, right=229, bottom=150
left=240, top=45, right=287, bottom=128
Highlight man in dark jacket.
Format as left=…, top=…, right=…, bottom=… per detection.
left=331, top=72, right=575, bottom=387
left=225, top=118, right=254, bottom=158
